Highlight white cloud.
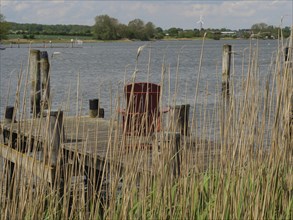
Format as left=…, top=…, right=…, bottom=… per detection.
left=1, top=0, right=292, bottom=29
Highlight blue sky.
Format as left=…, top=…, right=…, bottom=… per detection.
left=1, top=1, right=292, bottom=30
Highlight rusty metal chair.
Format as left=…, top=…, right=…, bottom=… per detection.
left=119, top=82, right=168, bottom=136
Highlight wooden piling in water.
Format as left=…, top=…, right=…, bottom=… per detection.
left=29, top=49, right=41, bottom=117
left=222, top=44, right=232, bottom=96
left=40, top=51, right=50, bottom=109
left=284, top=47, right=289, bottom=62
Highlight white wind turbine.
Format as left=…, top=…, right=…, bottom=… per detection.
left=197, top=15, right=204, bottom=30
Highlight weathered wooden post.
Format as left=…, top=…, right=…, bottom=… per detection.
left=222, top=44, right=232, bottom=96
left=4, top=159, right=15, bottom=200
left=173, top=104, right=190, bottom=136
left=89, top=99, right=99, bottom=118
left=84, top=164, right=104, bottom=216
left=4, top=106, right=14, bottom=124
left=3, top=107, right=16, bottom=199
left=3, top=106, right=15, bottom=145
left=284, top=47, right=289, bottom=62
left=40, top=51, right=50, bottom=109
left=29, top=49, right=41, bottom=117
left=99, top=108, right=105, bottom=118
left=164, top=133, right=181, bottom=177
left=43, top=110, right=65, bottom=166
left=173, top=133, right=181, bottom=176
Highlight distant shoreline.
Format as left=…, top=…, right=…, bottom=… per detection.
left=2, top=37, right=249, bottom=45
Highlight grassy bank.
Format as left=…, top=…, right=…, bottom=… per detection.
left=2, top=34, right=243, bottom=45
left=3, top=34, right=97, bottom=44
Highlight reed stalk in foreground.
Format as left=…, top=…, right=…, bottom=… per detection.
left=0, top=30, right=292, bottom=219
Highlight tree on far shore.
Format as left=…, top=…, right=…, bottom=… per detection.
left=93, top=15, right=157, bottom=41
left=0, top=13, right=10, bottom=40
left=93, top=15, right=120, bottom=40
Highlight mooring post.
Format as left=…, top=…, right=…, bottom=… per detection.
left=40, top=51, right=50, bottom=109
left=89, top=99, right=99, bottom=118
left=284, top=47, right=289, bottom=62
left=4, top=106, right=14, bottom=124
left=43, top=110, right=65, bottom=166
left=29, top=49, right=41, bottom=117
left=222, top=44, right=232, bottom=96
left=173, top=104, right=190, bottom=136
left=99, top=108, right=105, bottom=118
left=3, top=106, right=15, bottom=144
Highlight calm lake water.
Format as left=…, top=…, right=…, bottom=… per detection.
left=0, top=39, right=278, bottom=122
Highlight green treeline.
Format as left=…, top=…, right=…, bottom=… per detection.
left=7, top=15, right=164, bottom=41
left=8, top=22, right=92, bottom=36
left=93, top=15, right=162, bottom=40
left=0, top=14, right=10, bottom=40
left=1, top=13, right=292, bottom=41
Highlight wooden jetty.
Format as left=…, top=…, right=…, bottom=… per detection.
left=0, top=114, right=221, bottom=183
left=0, top=46, right=233, bottom=193
left=0, top=109, right=224, bottom=220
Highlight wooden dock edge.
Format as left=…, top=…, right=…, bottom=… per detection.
left=0, top=143, right=55, bottom=184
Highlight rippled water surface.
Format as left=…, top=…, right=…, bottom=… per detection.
left=0, top=39, right=278, bottom=119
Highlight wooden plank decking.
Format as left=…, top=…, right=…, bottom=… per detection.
left=0, top=115, right=222, bottom=184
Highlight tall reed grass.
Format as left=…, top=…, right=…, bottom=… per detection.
left=0, top=28, right=292, bottom=219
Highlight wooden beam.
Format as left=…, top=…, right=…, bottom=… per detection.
left=0, top=143, right=55, bottom=183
